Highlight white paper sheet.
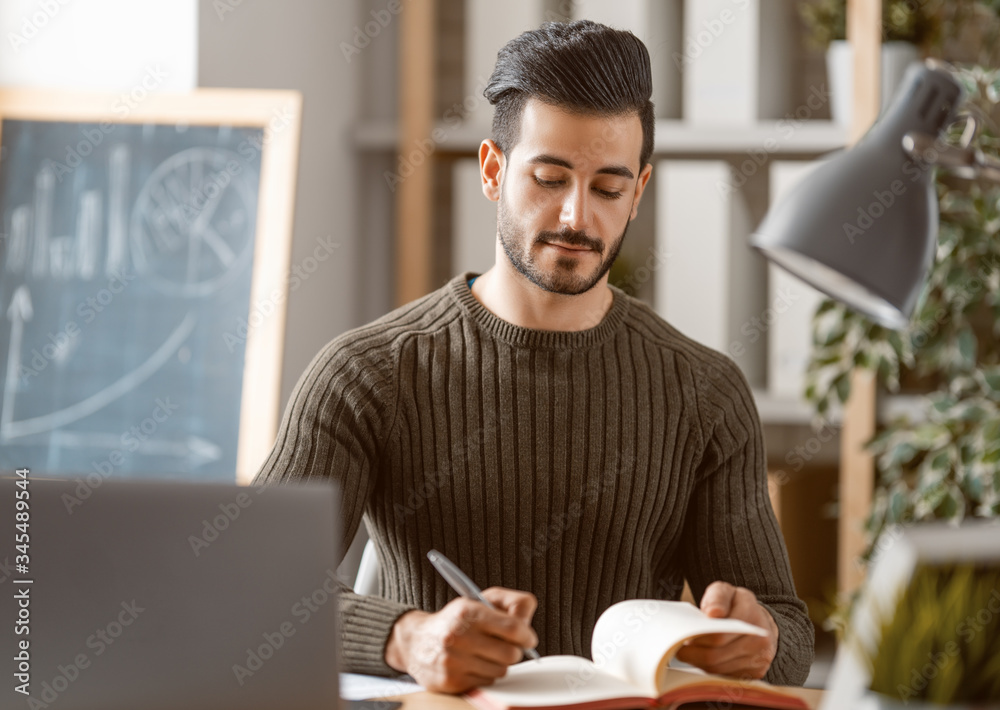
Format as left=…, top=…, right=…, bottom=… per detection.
left=339, top=673, right=423, bottom=701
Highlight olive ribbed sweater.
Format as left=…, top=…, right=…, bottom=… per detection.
left=253, top=272, right=814, bottom=686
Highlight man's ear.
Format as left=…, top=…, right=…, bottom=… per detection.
left=480, top=139, right=505, bottom=203
left=629, top=162, right=653, bottom=221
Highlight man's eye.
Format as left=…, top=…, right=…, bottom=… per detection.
left=534, top=176, right=563, bottom=187
left=596, top=189, right=623, bottom=200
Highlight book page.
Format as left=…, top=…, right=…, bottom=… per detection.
left=469, top=655, right=650, bottom=708
left=590, top=600, right=767, bottom=697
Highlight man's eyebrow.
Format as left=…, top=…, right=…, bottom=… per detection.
left=527, top=154, right=634, bottom=180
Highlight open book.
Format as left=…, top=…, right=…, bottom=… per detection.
left=466, top=600, right=811, bottom=710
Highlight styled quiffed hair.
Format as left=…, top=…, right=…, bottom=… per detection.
left=484, top=20, right=655, bottom=169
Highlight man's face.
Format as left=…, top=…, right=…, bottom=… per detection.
left=488, top=98, right=651, bottom=295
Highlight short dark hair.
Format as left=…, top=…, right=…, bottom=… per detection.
left=484, top=20, right=655, bottom=170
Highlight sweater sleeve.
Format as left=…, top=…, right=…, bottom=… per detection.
left=678, top=357, right=814, bottom=687
left=253, top=332, right=416, bottom=676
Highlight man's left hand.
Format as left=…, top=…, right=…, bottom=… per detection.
left=674, top=581, right=779, bottom=680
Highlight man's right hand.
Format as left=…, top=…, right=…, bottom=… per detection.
left=384, top=586, right=539, bottom=694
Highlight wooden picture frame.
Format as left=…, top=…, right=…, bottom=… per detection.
left=0, top=88, right=302, bottom=483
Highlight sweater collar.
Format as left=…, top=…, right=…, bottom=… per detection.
left=448, top=271, right=631, bottom=350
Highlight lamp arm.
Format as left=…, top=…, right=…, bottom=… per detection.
left=902, top=131, right=1000, bottom=183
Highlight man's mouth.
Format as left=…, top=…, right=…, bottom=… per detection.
left=544, top=240, right=592, bottom=252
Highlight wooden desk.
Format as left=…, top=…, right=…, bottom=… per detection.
left=385, top=686, right=826, bottom=709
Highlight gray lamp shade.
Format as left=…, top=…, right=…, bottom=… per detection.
left=751, top=62, right=964, bottom=330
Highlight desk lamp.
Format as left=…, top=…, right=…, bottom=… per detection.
left=751, top=61, right=1000, bottom=329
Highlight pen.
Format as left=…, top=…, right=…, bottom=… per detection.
left=426, top=549, right=541, bottom=661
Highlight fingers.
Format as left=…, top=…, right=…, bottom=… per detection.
left=483, top=586, right=538, bottom=624
left=676, top=643, right=770, bottom=680
left=442, top=597, right=536, bottom=657
left=453, top=625, right=526, bottom=667
left=683, top=631, right=740, bottom=648
left=700, top=581, right=738, bottom=618
left=687, top=585, right=761, bottom=648
left=404, top=599, right=532, bottom=694
left=676, top=637, right=749, bottom=669
left=473, top=591, right=539, bottom=650
left=708, top=652, right=772, bottom=680
left=730, top=586, right=766, bottom=626
left=393, top=586, right=540, bottom=694
left=677, top=583, right=779, bottom=681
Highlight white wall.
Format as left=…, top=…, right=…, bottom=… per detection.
left=197, top=0, right=362, bottom=411
left=0, top=0, right=196, bottom=91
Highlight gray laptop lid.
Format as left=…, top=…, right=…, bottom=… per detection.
left=0, top=475, right=340, bottom=710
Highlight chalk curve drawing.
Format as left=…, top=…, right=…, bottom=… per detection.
left=1, top=308, right=197, bottom=442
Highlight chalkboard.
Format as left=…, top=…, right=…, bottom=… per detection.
left=0, top=89, right=302, bottom=482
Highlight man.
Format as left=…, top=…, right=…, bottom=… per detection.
left=254, top=19, right=814, bottom=694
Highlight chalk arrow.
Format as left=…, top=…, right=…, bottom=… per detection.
left=3, top=285, right=33, bottom=437
left=50, top=430, right=223, bottom=467
left=7, top=285, right=32, bottom=322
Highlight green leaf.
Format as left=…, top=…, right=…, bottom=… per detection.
left=928, top=449, right=951, bottom=473
left=958, top=327, right=978, bottom=366
left=983, top=369, right=1000, bottom=394
left=835, top=375, right=851, bottom=403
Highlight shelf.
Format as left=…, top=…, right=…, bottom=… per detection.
left=355, top=119, right=849, bottom=156
left=754, top=390, right=819, bottom=425
left=653, top=120, right=847, bottom=155
left=754, top=390, right=928, bottom=427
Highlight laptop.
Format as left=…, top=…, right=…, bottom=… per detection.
left=0, top=474, right=341, bottom=710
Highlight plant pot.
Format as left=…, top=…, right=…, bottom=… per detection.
left=824, top=41, right=923, bottom=125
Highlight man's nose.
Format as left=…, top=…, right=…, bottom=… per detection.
left=559, top=184, right=593, bottom=232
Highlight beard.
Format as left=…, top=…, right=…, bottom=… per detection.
left=496, top=192, right=629, bottom=296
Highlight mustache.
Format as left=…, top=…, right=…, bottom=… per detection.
left=535, top=230, right=603, bottom=252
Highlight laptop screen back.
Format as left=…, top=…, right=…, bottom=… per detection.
left=0, top=475, right=340, bottom=710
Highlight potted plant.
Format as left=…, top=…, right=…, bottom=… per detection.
left=799, top=0, right=941, bottom=124
left=803, top=63, right=1000, bottom=625
left=862, top=562, right=1000, bottom=707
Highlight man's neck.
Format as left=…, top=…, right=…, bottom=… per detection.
left=469, top=262, right=614, bottom=332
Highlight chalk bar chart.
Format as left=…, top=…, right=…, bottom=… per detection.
left=0, top=119, right=264, bottom=480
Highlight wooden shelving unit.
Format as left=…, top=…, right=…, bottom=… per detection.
left=381, top=0, right=884, bottom=595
